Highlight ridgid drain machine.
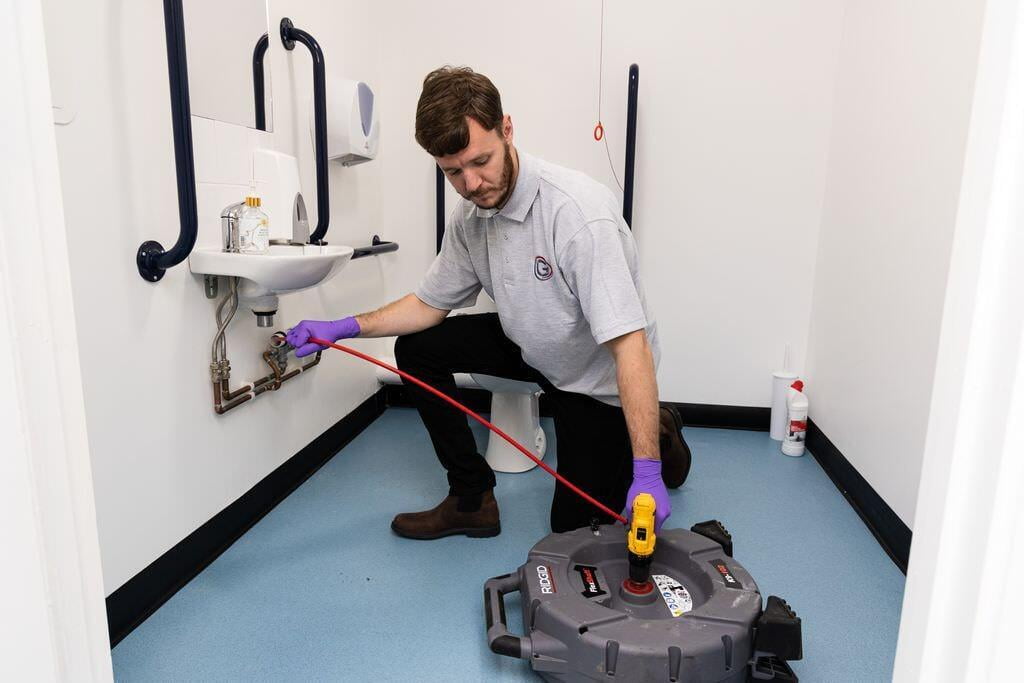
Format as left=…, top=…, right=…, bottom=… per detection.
left=485, top=495, right=802, bottom=681
left=311, top=338, right=804, bottom=682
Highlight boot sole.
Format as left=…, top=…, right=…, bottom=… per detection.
left=390, top=521, right=501, bottom=540
left=660, top=403, right=691, bottom=489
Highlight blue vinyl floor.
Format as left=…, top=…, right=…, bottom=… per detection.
left=112, top=408, right=905, bottom=681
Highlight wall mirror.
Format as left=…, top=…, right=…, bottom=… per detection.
left=183, top=0, right=273, bottom=131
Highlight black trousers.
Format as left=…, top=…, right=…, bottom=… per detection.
left=393, top=313, right=633, bottom=532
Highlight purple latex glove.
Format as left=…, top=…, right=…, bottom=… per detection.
left=286, top=316, right=361, bottom=358
left=624, top=458, right=671, bottom=531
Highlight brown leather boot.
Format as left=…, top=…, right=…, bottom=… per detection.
left=391, top=490, right=501, bottom=540
left=660, top=404, right=692, bottom=489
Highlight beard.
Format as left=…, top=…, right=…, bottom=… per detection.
left=469, top=141, right=516, bottom=209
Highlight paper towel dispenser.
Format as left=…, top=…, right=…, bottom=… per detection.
left=313, top=78, right=379, bottom=166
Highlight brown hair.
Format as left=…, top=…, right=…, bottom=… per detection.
left=415, top=66, right=504, bottom=157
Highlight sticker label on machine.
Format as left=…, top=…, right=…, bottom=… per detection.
left=653, top=574, right=693, bottom=617
left=574, top=564, right=607, bottom=598
left=535, top=564, right=557, bottom=594
left=708, top=558, right=743, bottom=589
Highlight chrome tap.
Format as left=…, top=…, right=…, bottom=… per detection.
left=220, top=201, right=245, bottom=252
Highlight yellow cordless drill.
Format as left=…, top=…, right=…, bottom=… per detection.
left=626, top=492, right=657, bottom=591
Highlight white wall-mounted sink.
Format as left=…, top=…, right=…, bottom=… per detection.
left=188, top=244, right=355, bottom=299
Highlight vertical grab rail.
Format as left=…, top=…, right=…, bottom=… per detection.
left=622, top=63, right=639, bottom=228
left=252, top=33, right=269, bottom=132
left=280, top=18, right=330, bottom=245
left=137, top=0, right=198, bottom=282
left=436, top=165, right=445, bottom=254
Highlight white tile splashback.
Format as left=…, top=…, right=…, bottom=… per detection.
left=253, top=149, right=302, bottom=241
left=191, top=116, right=219, bottom=185
left=191, top=115, right=266, bottom=187
left=191, top=115, right=296, bottom=246
left=214, top=121, right=252, bottom=185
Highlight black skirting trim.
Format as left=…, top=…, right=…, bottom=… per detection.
left=806, top=419, right=912, bottom=573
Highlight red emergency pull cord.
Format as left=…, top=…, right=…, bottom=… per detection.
left=309, top=337, right=628, bottom=525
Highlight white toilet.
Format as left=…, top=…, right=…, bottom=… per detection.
left=375, top=354, right=547, bottom=473
left=469, top=374, right=546, bottom=473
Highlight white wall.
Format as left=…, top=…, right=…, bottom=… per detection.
left=2, top=0, right=111, bottom=674
left=893, top=1, right=1024, bottom=675
left=41, top=0, right=394, bottom=594
left=373, top=0, right=846, bottom=406
left=805, top=0, right=988, bottom=527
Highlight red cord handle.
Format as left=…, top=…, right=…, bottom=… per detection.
left=310, top=338, right=628, bottom=524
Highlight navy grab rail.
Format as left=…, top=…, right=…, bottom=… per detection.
left=252, top=33, right=269, bottom=132
left=623, top=63, right=639, bottom=228
left=137, top=0, right=198, bottom=282
left=436, top=165, right=445, bottom=254
left=280, top=18, right=330, bottom=245
left=352, top=235, right=400, bottom=260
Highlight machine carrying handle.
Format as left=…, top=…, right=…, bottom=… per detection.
left=484, top=573, right=532, bottom=660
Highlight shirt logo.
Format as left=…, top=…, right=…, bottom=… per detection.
left=534, top=256, right=553, bottom=281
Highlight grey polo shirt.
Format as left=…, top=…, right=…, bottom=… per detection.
left=415, top=151, right=660, bottom=405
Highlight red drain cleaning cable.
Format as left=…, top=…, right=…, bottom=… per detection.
left=309, top=337, right=628, bottom=525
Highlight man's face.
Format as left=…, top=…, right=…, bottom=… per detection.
left=437, top=115, right=516, bottom=210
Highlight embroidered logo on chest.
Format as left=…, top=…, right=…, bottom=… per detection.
left=534, top=256, right=553, bottom=281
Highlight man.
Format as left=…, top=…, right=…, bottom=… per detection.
left=287, top=67, right=690, bottom=539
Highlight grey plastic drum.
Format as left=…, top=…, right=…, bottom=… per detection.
left=485, top=524, right=763, bottom=682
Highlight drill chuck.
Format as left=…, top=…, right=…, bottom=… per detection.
left=628, top=551, right=653, bottom=584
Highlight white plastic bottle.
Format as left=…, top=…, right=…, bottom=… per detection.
left=238, top=195, right=269, bottom=253
left=782, top=380, right=808, bottom=457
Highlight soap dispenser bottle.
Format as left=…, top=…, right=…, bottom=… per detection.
left=238, top=195, right=269, bottom=253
